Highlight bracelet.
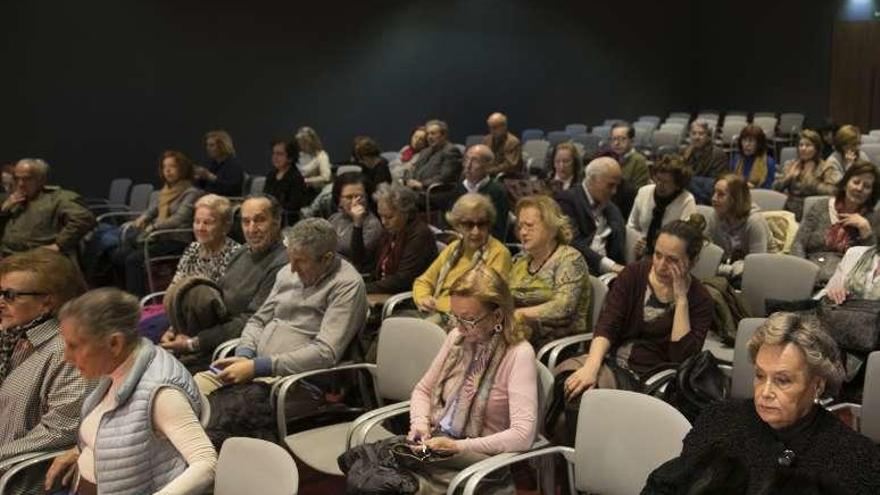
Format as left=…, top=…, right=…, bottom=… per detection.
left=186, top=338, right=195, bottom=353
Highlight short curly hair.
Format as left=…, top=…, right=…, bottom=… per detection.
left=445, top=193, right=497, bottom=233
left=373, top=183, right=419, bottom=222
left=514, top=195, right=573, bottom=245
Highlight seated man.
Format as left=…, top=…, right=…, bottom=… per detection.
left=160, top=194, right=289, bottom=369
left=0, top=159, right=96, bottom=257
left=683, top=120, right=727, bottom=204
left=445, top=144, right=509, bottom=240
left=609, top=122, right=649, bottom=219
left=555, top=157, right=626, bottom=276
left=195, top=217, right=367, bottom=395
left=406, top=119, right=463, bottom=191
left=482, top=112, right=523, bottom=176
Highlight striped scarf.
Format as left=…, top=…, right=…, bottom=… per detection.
left=0, top=313, right=52, bottom=383
left=431, top=240, right=490, bottom=300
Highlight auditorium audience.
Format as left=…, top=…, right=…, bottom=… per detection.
left=113, top=151, right=202, bottom=296
left=328, top=172, right=383, bottom=271
left=792, top=161, right=880, bottom=288
left=413, top=193, right=512, bottom=320
left=446, top=144, right=510, bottom=240
left=0, top=159, right=96, bottom=258
left=644, top=312, right=880, bottom=494
left=296, top=126, right=333, bottom=192
left=706, top=174, right=770, bottom=281
left=772, top=129, right=840, bottom=220
left=482, top=112, right=524, bottom=176
left=196, top=130, right=244, bottom=197
left=352, top=136, right=392, bottom=188
left=0, top=250, right=90, bottom=495
left=392, top=126, right=428, bottom=183
left=729, top=124, right=777, bottom=189
left=562, top=217, right=713, bottom=397
left=263, top=138, right=308, bottom=224
left=48, top=288, right=216, bottom=495
left=510, top=195, right=592, bottom=349
left=826, top=124, right=870, bottom=176
left=170, top=194, right=241, bottom=285
left=556, top=156, right=626, bottom=275
left=683, top=120, right=728, bottom=204
left=406, top=119, right=463, bottom=191
left=353, top=183, right=437, bottom=294
left=547, top=142, right=583, bottom=192
left=627, top=154, right=697, bottom=259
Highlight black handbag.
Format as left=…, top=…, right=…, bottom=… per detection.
left=661, top=351, right=729, bottom=422
left=338, top=435, right=420, bottom=495
left=817, top=298, right=880, bottom=354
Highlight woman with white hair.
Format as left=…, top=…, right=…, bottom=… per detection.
left=170, top=194, right=241, bottom=285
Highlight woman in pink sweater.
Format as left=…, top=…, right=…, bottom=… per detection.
left=406, top=265, right=537, bottom=494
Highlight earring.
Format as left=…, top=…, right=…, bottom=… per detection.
left=493, top=323, right=503, bottom=334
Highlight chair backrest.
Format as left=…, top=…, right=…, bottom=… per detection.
left=250, top=176, right=267, bottom=194
left=659, top=122, right=685, bottom=135
left=624, top=225, right=642, bottom=264
left=731, top=318, right=765, bottom=400
left=603, top=118, right=626, bottom=127
left=753, top=117, right=778, bottom=137
left=861, top=351, right=880, bottom=442
left=668, top=112, right=691, bottom=120
left=380, top=151, right=400, bottom=163
left=591, top=125, right=612, bottom=139
left=521, top=128, right=544, bottom=142
left=535, top=361, right=554, bottom=429
left=108, top=178, right=132, bottom=205
left=779, top=113, right=805, bottom=134
left=546, top=130, right=571, bottom=145
left=803, top=195, right=830, bottom=219
left=574, top=390, right=691, bottom=495
left=565, top=123, right=588, bottom=135
left=375, top=317, right=447, bottom=401
left=129, top=183, right=154, bottom=212
left=726, top=110, right=748, bottom=118
left=863, top=135, right=880, bottom=144
left=652, top=130, right=680, bottom=148
left=589, top=275, right=608, bottom=327
left=215, top=437, right=298, bottom=495
left=862, top=144, right=880, bottom=166
left=691, top=242, right=723, bottom=280
left=741, top=254, right=819, bottom=317
left=870, top=129, right=880, bottom=138
left=750, top=188, right=788, bottom=211
left=465, top=134, right=485, bottom=148
left=754, top=111, right=776, bottom=119
left=336, top=164, right=363, bottom=176
left=522, top=140, right=550, bottom=167
left=779, top=146, right=797, bottom=165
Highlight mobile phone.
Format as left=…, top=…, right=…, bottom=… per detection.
left=209, top=365, right=223, bottom=374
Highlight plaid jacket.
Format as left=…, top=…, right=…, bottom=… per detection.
left=0, top=318, right=93, bottom=495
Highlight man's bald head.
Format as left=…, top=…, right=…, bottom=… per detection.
left=464, top=144, right=494, bottom=183
left=487, top=112, right=508, bottom=139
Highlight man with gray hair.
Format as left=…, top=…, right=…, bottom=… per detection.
left=683, top=120, right=727, bottom=204
left=482, top=112, right=523, bottom=176
left=446, top=144, right=509, bottom=239
left=195, top=217, right=367, bottom=394
left=556, top=156, right=627, bottom=275
left=0, top=159, right=96, bottom=257
left=407, top=119, right=463, bottom=191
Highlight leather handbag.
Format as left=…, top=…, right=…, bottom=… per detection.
left=661, top=350, right=729, bottom=422
left=817, top=298, right=880, bottom=354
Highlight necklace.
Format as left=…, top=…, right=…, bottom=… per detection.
left=528, top=243, right=559, bottom=275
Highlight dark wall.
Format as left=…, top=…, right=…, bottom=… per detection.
left=1, top=0, right=694, bottom=196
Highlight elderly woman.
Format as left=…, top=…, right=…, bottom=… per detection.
left=413, top=193, right=512, bottom=319
left=826, top=124, right=871, bottom=176
left=113, top=150, right=203, bottom=295
left=295, top=126, right=332, bottom=193
left=643, top=312, right=880, bottom=494
left=792, top=161, right=880, bottom=287
left=392, top=127, right=428, bottom=183
left=562, top=217, right=714, bottom=397
left=772, top=129, right=840, bottom=220
left=627, top=154, right=697, bottom=259
left=353, top=183, right=437, bottom=294
left=46, top=288, right=217, bottom=495
left=547, top=142, right=583, bottom=192
left=352, top=136, right=392, bottom=188
left=706, top=174, right=771, bottom=281
left=170, top=194, right=241, bottom=285
left=0, top=250, right=90, bottom=495
left=389, top=266, right=536, bottom=494
left=328, top=172, right=383, bottom=272
left=510, top=195, right=592, bottom=349
left=196, top=130, right=244, bottom=197
left=263, top=138, right=307, bottom=224
left=730, top=124, right=777, bottom=189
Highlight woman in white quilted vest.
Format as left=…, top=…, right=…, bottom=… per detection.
left=45, top=288, right=216, bottom=495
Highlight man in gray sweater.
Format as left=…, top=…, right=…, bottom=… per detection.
left=196, top=217, right=367, bottom=393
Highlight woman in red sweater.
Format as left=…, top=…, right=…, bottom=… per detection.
left=563, top=216, right=714, bottom=398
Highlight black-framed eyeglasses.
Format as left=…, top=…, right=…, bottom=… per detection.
left=0, top=289, right=48, bottom=302
left=449, top=312, right=491, bottom=330
left=458, top=220, right=489, bottom=231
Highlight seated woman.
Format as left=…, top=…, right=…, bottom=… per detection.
left=509, top=195, right=591, bottom=349
left=729, top=124, right=777, bottom=189
left=113, top=150, right=203, bottom=296
left=792, top=161, right=880, bottom=287
left=295, top=126, right=333, bottom=196
left=546, top=142, right=583, bottom=192
left=404, top=266, right=536, bottom=494
left=0, top=250, right=90, bottom=495
left=392, top=126, right=428, bottom=183
left=352, top=136, right=392, bottom=188
left=627, top=154, right=697, bottom=259
left=562, top=216, right=713, bottom=397
left=413, top=193, right=512, bottom=322
left=644, top=312, right=880, bottom=494
left=263, top=138, right=307, bottom=224
left=772, top=129, right=840, bottom=220
left=706, top=174, right=771, bottom=281
left=826, top=124, right=871, bottom=176
left=328, top=172, right=383, bottom=272
left=353, top=183, right=437, bottom=294
left=47, top=288, right=217, bottom=495
left=171, top=194, right=241, bottom=285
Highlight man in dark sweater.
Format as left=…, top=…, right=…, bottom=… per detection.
left=445, top=144, right=510, bottom=240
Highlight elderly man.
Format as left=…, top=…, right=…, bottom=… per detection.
left=609, top=122, right=649, bottom=218
left=0, top=159, right=96, bottom=257
left=556, top=157, right=626, bottom=275
left=195, top=217, right=367, bottom=395
left=683, top=120, right=727, bottom=204
left=406, top=119, right=463, bottom=191
left=446, top=145, right=509, bottom=240
left=482, top=112, right=523, bottom=176
left=159, top=195, right=289, bottom=368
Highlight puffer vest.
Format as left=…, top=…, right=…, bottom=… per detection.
left=79, top=338, right=201, bottom=495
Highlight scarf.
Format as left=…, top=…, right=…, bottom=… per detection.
left=429, top=329, right=507, bottom=438
left=825, top=198, right=863, bottom=254
left=375, top=220, right=417, bottom=280
left=431, top=239, right=490, bottom=300
left=400, top=146, right=415, bottom=163
left=844, top=246, right=880, bottom=300
left=0, top=313, right=52, bottom=383
left=733, top=153, right=768, bottom=188
left=158, top=180, right=191, bottom=221
left=645, top=189, right=680, bottom=256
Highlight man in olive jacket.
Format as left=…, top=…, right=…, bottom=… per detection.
left=0, top=159, right=96, bottom=257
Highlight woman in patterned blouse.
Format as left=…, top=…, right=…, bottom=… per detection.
left=170, top=194, right=241, bottom=285
left=509, top=195, right=592, bottom=349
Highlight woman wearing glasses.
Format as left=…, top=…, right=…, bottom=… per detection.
left=413, top=194, right=512, bottom=322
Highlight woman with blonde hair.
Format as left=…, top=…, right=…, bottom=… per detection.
left=170, top=194, right=241, bottom=285
left=772, top=129, right=840, bottom=220
left=197, top=130, right=244, bottom=196
left=509, top=195, right=592, bottom=348
left=295, top=126, right=332, bottom=192
left=826, top=124, right=870, bottom=176
left=706, top=173, right=770, bottom=281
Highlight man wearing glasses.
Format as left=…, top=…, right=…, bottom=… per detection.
left=609, top=123, right=649, bottom=218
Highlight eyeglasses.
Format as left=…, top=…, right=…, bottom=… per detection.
left=0, top=288, right=48, bottom=302
left=341, top=193, right=365, bottom=201
left=458, top=220, right=489, bottom=231
left=449, top=312, right=491, bottom=330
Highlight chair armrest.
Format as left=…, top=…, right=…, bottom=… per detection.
left=381, top=291, right=414, bottom=320
left=536, top=333, right=593, bottom=371
left=461, top=446, right=576, bottom=495
left=826, top=402, right=861, bottom=414
left=346, top=401, right=411, bottom=449
left=144, top=228, right=193, bottom=245
left=95, top=211, right=140, bottom=224
left=211, top=338, right=240, bottom=362
left=139, top=291, right=166, bottom=308
left=274, top=363, right=378, bottom=439
left=0, top=449, right=71, bottom=494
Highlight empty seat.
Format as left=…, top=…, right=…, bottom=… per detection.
left=565, top=123, right=588, bottom=135
left=521, top=128, right=545, bottom=142
left=741, top=253, right=819, bottom=317
left=464, top=134, right=485, bottom=148
left=779, top=146, right=797, bottom=165
left=546, top=130, right=572, bottom=145
left=750, top=189, right=788, bottom=211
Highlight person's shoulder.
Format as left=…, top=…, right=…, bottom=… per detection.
left=636, top=183, right=656, bottom=199
left=556, top=244, right=587, bottom=265
left=507, top=338, right=537, bottom=361
left=842, top=245, right=873, bottom=262
left=691, top=399, right=755, bottom=436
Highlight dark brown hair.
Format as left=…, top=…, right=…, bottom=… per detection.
left=649, top=153, right=693, bottom=189
left=717, top=173, right=752, bottom=219
left=736, top=124, right=768, bottom=156
left=158, top=150, right=195, bottom=184
left=835, top=160, right=880, bottom=210
left=658, top=214, right=706, bottom=263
